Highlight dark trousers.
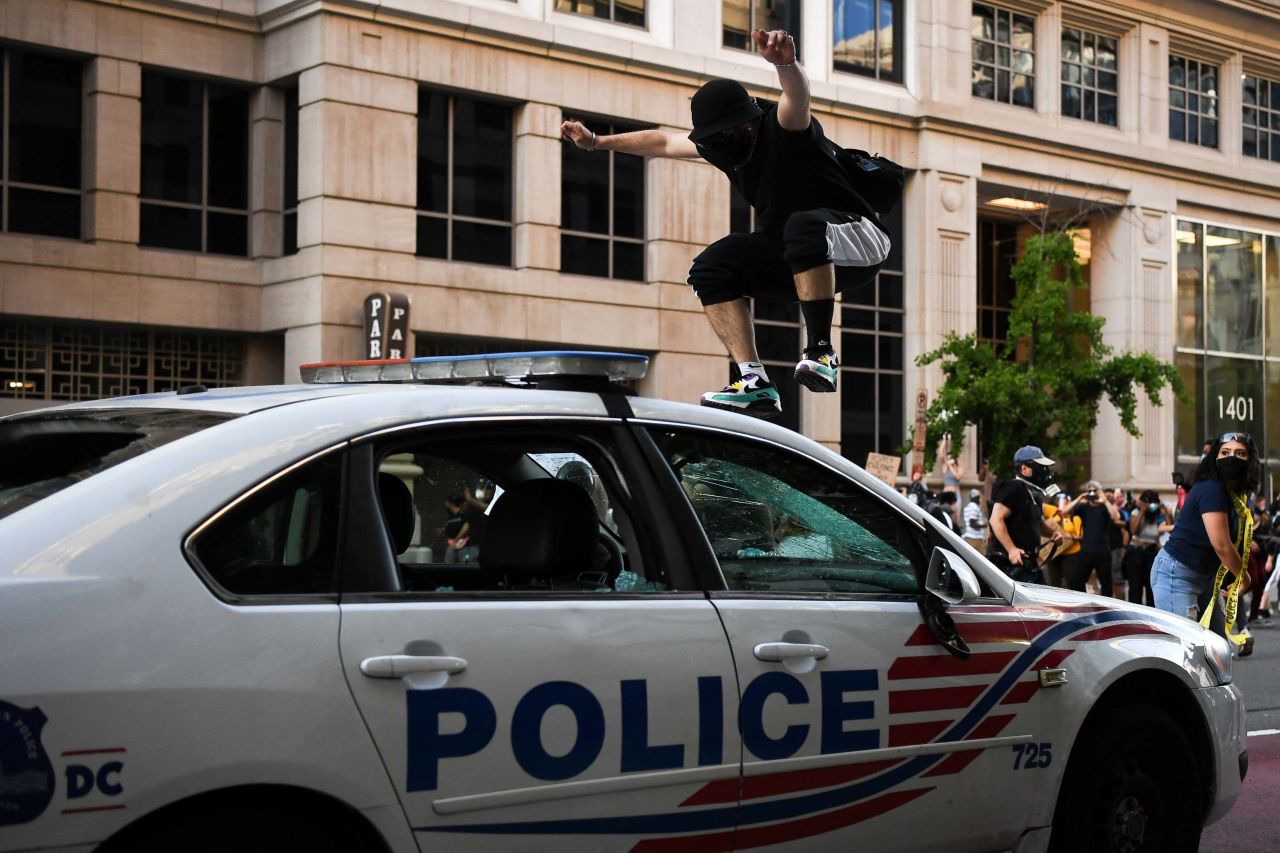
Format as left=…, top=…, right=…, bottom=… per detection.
left=1123, top=543, right=1159, bottom=606
left=1067, top=550, right=1113, bottom=597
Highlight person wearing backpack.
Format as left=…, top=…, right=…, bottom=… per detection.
left=559, top=29, right=902, bottom=419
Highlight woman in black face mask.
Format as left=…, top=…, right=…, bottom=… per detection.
left=1152, top=432, right=1261, bottom=643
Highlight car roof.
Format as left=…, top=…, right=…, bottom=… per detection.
left=7, top=383, right=393, bottom=416
left=4, top=380, right=918, bottom=505
left=5, top=382, right=890, bottom=491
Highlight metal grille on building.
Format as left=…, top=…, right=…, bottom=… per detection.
left=1, top=319, right=245, bottom=401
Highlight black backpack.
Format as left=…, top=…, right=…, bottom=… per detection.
left=831, top=146, right=905, bottom=217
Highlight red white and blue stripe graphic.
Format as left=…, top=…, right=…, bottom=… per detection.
left=418, top=606, right=1170, bottom=848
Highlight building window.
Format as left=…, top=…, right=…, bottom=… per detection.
left=1243, top=74, right=1280, bottom=162
left=1174, top=220, right=1280, bottom=494
left=283, top=86, right=299, bottom=255
left=140, top=73, right=249, bottom=256
left=561, top=116, right=645, bottom=281
left=723, top=1, right=801, bottom=55
left=833, top=0, right=902, bottom=83
left=0, top=49, right=82, bottom=239
left=840, top=200, right=904, bottom=464
left=972, top=3, right=1035, bottom=108
left=1, top=319, right=245, bottom=401
left=977, top=219, right=1018, bottom=346
left=1061, top=27, right=1117, bottom=126
left=555, top=0, right=645, bottom=27
left=417, top=90, right=513, bottom=266
left=1168, top=55, right=1218, bottom=147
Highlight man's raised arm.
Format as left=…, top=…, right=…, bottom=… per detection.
left=560, top=121, right=700, bottom=159
left=753, top=28, right=809, bottom=132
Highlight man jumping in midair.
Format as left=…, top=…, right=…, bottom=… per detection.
left=561, top=29, right=892, bottom=418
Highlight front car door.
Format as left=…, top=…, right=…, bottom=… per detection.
left=336, top=419, right=743, bottom=851
left=642, top=424, right=1050, bottom=852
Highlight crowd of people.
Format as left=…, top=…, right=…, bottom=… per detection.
left=911, top=435, right=1278, bottom=648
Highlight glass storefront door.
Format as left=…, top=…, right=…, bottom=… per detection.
left=1175, top=219, right=1278, bottom=498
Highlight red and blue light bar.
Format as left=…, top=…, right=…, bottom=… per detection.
left=300, top=350, right=649, bottom=385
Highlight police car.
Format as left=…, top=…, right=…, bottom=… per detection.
left=0, top=352, right=1245, bottom=853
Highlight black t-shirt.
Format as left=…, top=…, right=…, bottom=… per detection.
left=1164, top=480, right=1238, bottom=574
left=1076, top=502, right=1113, bottom=553
left=696, top=103, right=869, bottom=238
left=1106, top=508, right=1125, bottom=550
left=989, top=479, right=1042, bottom=560
left=460, top=506, right=486, bottom=547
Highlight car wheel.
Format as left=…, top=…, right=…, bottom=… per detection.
left=105, top=805, right=364, bottom=853
left=1049, top=703, right=1203, bottom=853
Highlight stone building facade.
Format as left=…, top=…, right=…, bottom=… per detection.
left=1, top=0, right=1278, bottom=494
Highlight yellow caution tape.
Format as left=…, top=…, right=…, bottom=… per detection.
left=1200, top=490, right=1253, bottom=647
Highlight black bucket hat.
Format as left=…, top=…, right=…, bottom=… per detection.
left=688, top=79, right=763, bottom=142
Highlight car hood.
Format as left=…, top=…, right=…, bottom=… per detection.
left=1012, top=582, right=1212, bottom=646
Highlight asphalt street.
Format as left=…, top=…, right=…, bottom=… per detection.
left=1200, top=618, right=1279, bottom=852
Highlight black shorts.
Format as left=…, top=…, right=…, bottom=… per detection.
left=687, top=208, right=890, bottom=306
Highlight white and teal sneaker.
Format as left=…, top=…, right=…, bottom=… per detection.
left=794, top=345, right=839, bottom=392
left=699, top=373, right=782, bottom=418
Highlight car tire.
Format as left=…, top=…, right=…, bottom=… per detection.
left=104, top=805, right=366, bottom=853
left=1048, top=703, right=1203, bottom=853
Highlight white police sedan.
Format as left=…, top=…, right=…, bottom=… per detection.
left=0, top=352, right=1245, bottom=853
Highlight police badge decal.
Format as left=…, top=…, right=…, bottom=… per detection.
left=0, top=700, right=55, bottom=825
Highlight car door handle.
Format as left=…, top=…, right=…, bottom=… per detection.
left=360, top=655, right=468, bottom=678
left=753, top=642, right=830, bottom=662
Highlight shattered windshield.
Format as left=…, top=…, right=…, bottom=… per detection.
left=650, top=430, right=923, bottom=594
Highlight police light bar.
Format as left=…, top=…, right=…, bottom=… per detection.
left=299, top=350, right=648, bottom=385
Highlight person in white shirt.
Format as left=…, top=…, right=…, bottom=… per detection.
left=963, top=488, right=987, bottom=551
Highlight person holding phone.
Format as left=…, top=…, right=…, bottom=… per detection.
left=1066, top=481, right=1122, bottom=597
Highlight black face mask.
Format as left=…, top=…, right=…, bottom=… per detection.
left=1217, top=455, right=1249, bottom=483
left=1019, top=463, right=1059, bottom=498
left=701, top=124, right=758, bottom=168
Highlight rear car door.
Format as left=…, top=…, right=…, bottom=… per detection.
left=336, top=419, right=742, bottom=851
left=643, top=425, right=1049, bottom=852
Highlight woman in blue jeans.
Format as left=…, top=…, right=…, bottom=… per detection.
left=1152, top=432, right=1260, bottom=631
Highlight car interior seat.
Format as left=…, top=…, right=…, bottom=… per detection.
left=481, top=478, right=601, bottom=589
left=377, top=472, right=416, bottom=556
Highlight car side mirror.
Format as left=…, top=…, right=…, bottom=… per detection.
left=926, top=547, right=982, bottom=605
left=918, top=548, right=978, bottom=661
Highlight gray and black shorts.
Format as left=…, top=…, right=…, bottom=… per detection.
left=687, top=208, right=890, bottom=306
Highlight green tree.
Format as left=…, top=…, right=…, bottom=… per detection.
left=915, top=229, right=1183, bottom=480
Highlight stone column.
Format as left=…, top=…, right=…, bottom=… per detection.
left=283, top=323, right=363, bottom=374
left=250, top=86, right=284, bottom=259
left=296, top=65, right=417, bottom=257
left=514, top=102, right=561, bottom=272
left=1090, top=187, right=1177, bottom=490
left=1136, top=24, right=1170, bottom=152
left=646, top=154, right=727, bottom=406
left=1034, top=3, right=1061, bottom=117
left=83, top=57, right=140, bottom=245
left=1218, top=53, right=1244, bottom=166
left=908, top=163, right=978, bottom=481
left=289, top=64, right=417, bottom=362
left=918, top=0, right=975, bottom=106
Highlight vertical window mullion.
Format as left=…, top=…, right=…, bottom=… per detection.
left=201, top=84, right=209, bottom=254
left=878, top=4, right=885, bottom=76
left=607, top=125, right=615, bottom=277
left=2, top=51, right=9, bottom=233
left=446, top=96, right=454, bottom=261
